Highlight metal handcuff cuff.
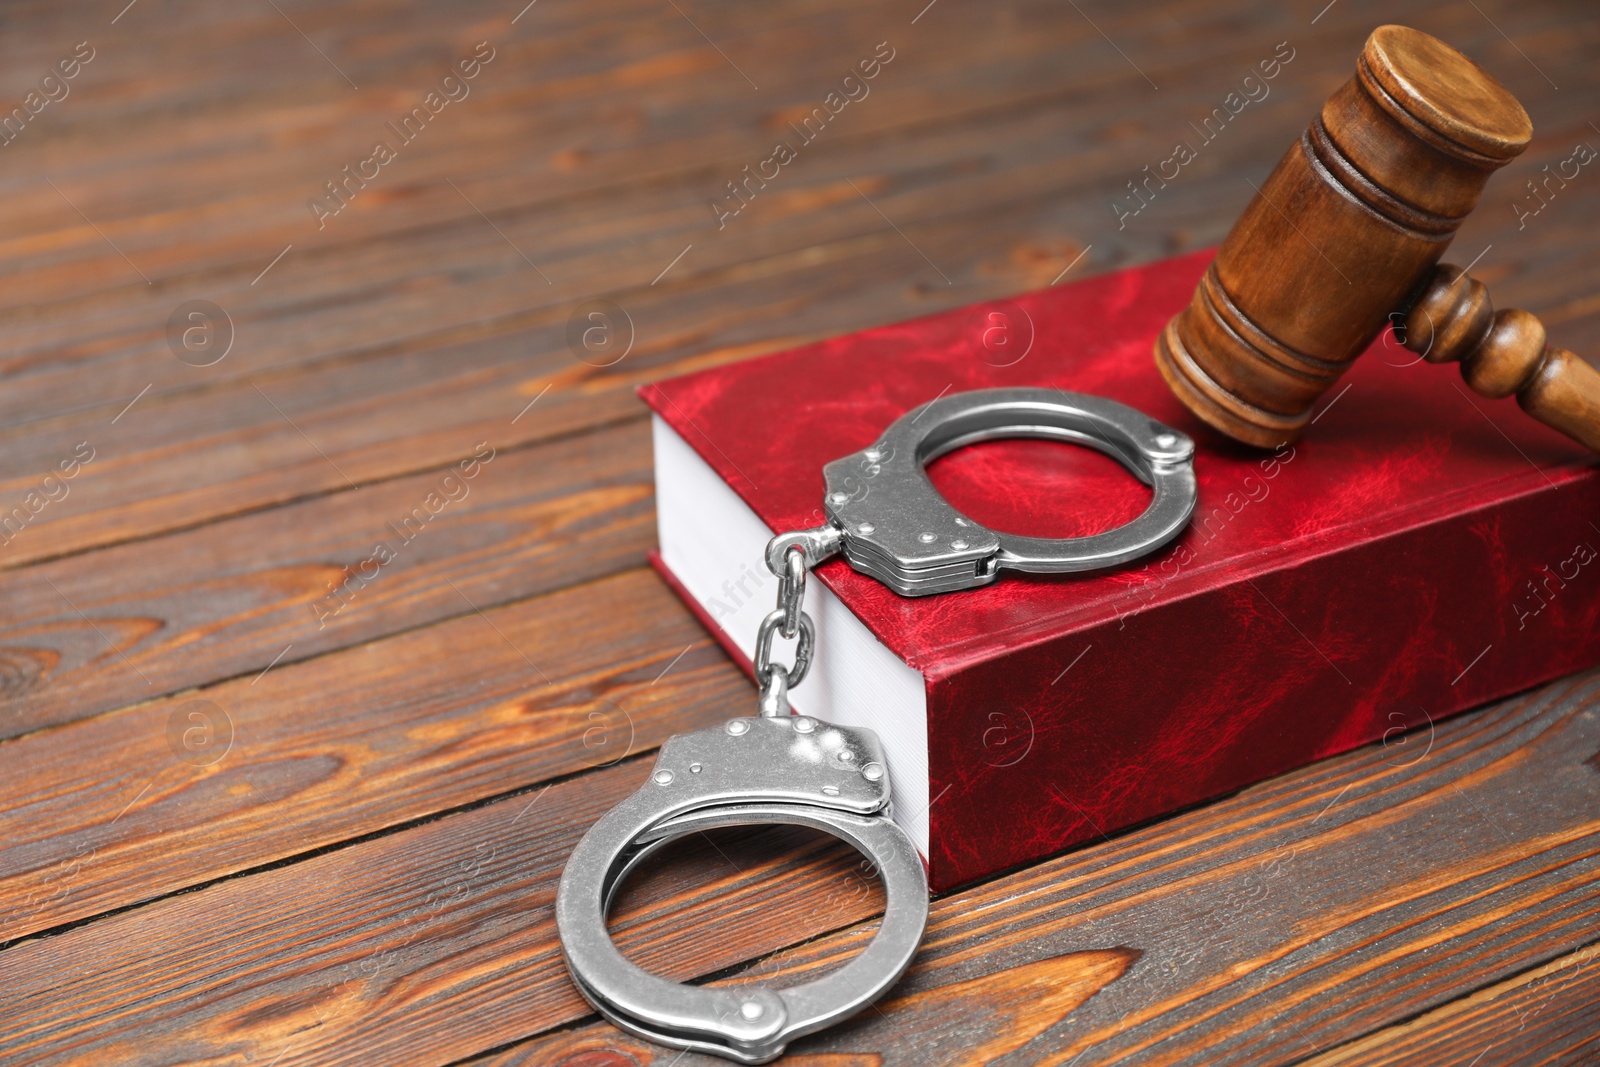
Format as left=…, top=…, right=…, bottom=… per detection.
left=556, top=387, right=1197, bottom=1062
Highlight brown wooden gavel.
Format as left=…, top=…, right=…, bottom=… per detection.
left=1155, top=24, right=1600, bottom=453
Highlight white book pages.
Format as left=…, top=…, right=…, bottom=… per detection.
left=652, top=414, right=932, bottom=855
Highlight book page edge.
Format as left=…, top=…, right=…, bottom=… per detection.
left=652, top=414, right=932, bottom=855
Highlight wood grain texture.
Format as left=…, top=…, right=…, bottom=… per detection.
left=0, top=0, right=1245, bottom=425
left=0, top=419, right=654, bottom=738
left=2, top=2, right=1596, bottom=564
left=484, top=949, right=1138, bottom=1067
left=461, top=670, right=1600, bottom=1067
left=4, top=666, right=1598, bottom=1066
left=0, top=567, right=748, bottom=943
left=1521, top=345, right=1600, bottom=451
left=0, top=758, right=885, bottom=1067
left=0, top=0, right=1597, bottom=1063
left=1303, top=940, right=1600, bottom=1066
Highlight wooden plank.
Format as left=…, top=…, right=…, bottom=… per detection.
left=5, top=8, right=1593, bottom=436
left=0, top=3, right=1595, bottom=1065
left=0, top=0, right=1297, bottom=294
left=473, top=948, right=1139, bottom=1067
left=0, top=755, right=882, bottom=1067
left=2, top=158, right=1596, bottom=572
left=475, top=943, right=1600, bottom=1067
left=0, top=0, right=1590, bottom=571
left=1302, top=941, right=1600, bottom=1066
left=0, top=418, right=654, bottom=738
left=0, top=0, right=1574, bottom=305
left=0, top=566, right=750, bottom=943
left=0, top=0, right=1187, bottom=340
left=1, top=1, right=1589, bottom=414
left=477, top=670, right=1600, bottom=1066
left=3, top=662, right=1596, bottom=1066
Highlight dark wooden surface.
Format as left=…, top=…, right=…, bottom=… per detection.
left=1, top=1, right=1597, bottom=1064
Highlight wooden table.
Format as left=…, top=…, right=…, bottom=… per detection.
left=1, top=1, right=1597, bottom=1063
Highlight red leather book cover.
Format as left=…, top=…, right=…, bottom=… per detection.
left=640, top=249, right=1600, bottom=892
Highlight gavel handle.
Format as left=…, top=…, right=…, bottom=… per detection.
left=1401, top=264, right=1600, bottom=453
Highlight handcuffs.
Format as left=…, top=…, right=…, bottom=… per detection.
left=557, top=387, right=1197, bottom=1062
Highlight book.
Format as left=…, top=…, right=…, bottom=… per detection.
left=641, top=249, right=1600, bottom=892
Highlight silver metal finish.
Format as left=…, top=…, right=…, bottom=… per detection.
left=777, top=547, right=807, bottom=639
left=754, top=607, right=814, bottom=691
left=558, top=387, right=1194, bottom=1060
left=819, top=386, right=1197, bottom=595
left=555, top=715, right=927, bottom=1064
left=756, top=661, right=791, bottom=717
left=764, top=523, right=844, bottom=575
left=560, top=515, right=919, bottom=1063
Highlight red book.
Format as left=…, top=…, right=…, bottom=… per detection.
left=640, top=249, right=1600, bottom=892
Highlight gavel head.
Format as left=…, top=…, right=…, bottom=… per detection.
left=1155, top=25, right=1532, bottom=448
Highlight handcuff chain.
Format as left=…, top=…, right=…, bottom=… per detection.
left=754, top=538, right=827, bottom=716
left=754, top=522, right=847, bottom=715
left=777, top=546, right=806, bottom=639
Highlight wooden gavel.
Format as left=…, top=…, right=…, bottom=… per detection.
left=1156, top=24, right=1600, bottom=453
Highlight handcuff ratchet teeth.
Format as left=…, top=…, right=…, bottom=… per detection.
left=556, top=387, right=1197, bottom=1061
